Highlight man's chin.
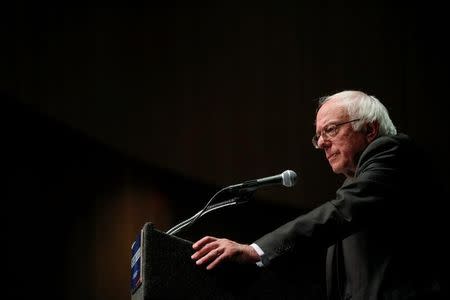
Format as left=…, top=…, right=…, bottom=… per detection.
left=330, top=164, right=343, bottom=175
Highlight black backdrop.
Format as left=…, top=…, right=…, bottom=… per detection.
left=3, top=1, right=449, bottom=299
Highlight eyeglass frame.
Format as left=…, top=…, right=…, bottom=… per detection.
left=312, top=118, right=361, bottom=149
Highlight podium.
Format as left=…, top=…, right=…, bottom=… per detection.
left=130, top=223, right=324, bottom=300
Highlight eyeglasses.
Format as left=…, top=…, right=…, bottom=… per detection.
left=312, top=119, right=361, bottom=149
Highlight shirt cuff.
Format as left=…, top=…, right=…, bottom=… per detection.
left=250, top=243, right=265, bottom=267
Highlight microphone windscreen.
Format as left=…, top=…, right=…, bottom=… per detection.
left=281, top=170, right=297, bottom=187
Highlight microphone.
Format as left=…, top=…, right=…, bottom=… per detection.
left=226, top=170, right=297, bottom=193
left=166, top=170, right=298, bottom=236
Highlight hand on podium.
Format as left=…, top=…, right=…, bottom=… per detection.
left=191, top=236, right=260, bottom=270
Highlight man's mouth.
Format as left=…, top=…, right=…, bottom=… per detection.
left=327, top=153, right=338, bottom=161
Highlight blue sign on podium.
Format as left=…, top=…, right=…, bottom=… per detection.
left=130, top=229, right=143, bottom=294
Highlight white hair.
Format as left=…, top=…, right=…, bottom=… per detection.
left=318, top=90, right=397, bottom=136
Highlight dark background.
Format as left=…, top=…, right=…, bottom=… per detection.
left=3, top=1, right=449, bottom=299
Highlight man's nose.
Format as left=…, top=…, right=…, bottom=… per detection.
left=317, top=135, right=330, bottom=149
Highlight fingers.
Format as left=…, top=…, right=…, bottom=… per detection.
left=192, top=236, right=217, bottom=250
left=196, top=247, right=224, bottom=270
left=191, top=236, right=219, bottom=260
left=191, top=236, right=229, bottom=270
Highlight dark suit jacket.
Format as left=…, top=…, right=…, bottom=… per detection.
left=255, top=134, right=447, bottom=300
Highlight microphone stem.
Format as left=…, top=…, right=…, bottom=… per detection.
left=166, top=197, right=244, bottom=235
left=166, top=186, right=236, bottom=235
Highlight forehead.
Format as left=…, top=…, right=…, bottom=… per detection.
left=316, top=99, right=348, bottom=129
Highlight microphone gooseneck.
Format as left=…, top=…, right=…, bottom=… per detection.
left=166, top=169, right=298, bottom=236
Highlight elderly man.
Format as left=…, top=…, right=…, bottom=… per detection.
left=191, top=91, right=446, bottom=300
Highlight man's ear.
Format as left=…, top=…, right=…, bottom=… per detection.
left=365, top=122, right=379, bottom=142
